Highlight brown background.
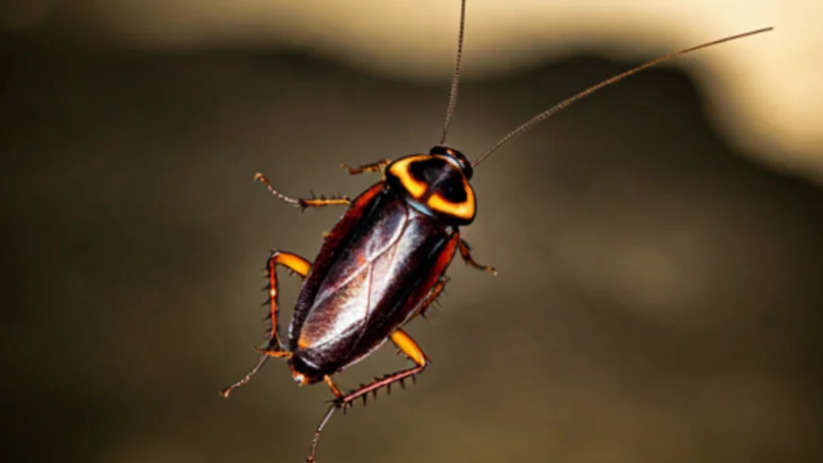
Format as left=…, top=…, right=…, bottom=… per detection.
left=2, top=4, right=822, bottom=463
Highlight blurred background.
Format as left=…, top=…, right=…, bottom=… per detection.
left=2, top=1, right=822, bottom=462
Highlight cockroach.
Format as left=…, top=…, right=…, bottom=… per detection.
left=221, top=1, right=771, bottom=461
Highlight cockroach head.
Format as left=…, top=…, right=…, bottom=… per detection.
left=386, top=148, right=477, bottom=225
left=430, top=145, right=473, bottom=179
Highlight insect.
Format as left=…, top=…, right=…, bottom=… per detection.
left=221, top=1, right=771, bottom=461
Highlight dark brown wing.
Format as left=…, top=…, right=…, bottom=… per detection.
left=287, top=182, right=385, bottom=347
left=288, top=185, right=457, bottom=376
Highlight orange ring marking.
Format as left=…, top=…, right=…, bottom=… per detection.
left=388, top=155, right=430, bottom=199
left=426, top=184, right=475, bottom=221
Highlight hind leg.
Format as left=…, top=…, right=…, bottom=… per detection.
left=305, top=329, right=428, bottom=462
left=336, top=328, right=428, bottom=407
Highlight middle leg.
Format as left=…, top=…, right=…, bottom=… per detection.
left=220, top=250, right=311, bottom=398
left=262, top=250, right=311, bottom=350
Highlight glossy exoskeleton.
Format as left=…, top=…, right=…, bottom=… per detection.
left=222, top=146, right=492, bottom=461
left=220, top=1, right=771, bottom=461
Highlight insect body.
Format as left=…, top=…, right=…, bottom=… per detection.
left=276, top=146, right=482, bottom=391
left=222, top=146, right=491, bottom=461
left=221, top=1, right=771, bottom=461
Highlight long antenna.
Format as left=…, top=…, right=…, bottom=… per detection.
left=472, top=27, right=773, bottom=167
left=439, top=0, right=467, bottom=145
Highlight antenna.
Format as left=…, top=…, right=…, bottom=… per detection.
left=472, top=27, right=773, bottom=167
left=439, top=0, right=467, bottom=145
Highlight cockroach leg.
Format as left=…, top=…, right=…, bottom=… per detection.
left=306, top=404, right=338, bottom=463
left=299, top=194, right=351, bottom=208
left=340, top=158, right=391, bottom=176
left=220, top=250, right=310, bottom=398
left=414, top=276, right=450, bottom=319
left=336, top=329, right=429, bottom=407
left=305, top=330, right=428, bottom=461
left=254, top=347, right=293, bottom=359
left=323, top=375, right=344, bottom=398
left=220, top=354, right=268, bottom=398
left=254, top=172, right=350, bottom=209
left=458, top=239, right=497, bottom=275
left=265, top=251, right=311, bottom=349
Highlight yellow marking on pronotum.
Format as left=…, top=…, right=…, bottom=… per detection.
left=427, top=187, right=475, bottom=221
left=388, top=155, right=429, bottom=199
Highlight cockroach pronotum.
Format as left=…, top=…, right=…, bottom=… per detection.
left=221, top=1, right=771, bottom=461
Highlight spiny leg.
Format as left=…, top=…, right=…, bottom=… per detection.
left=263, top=251, right=310, bottom=350
left=220, top=250, right=310, bottom=398
left=338, top=328, right=429, bottom=407
left=254, top=172, right=351, bottom=209
left=459, top=239, right=497, bottom=275
left=414, top=275, right=450, bottom=319
left=305, top=329, right=428, bottom=462
left=340, top=158, right=391, bottom=175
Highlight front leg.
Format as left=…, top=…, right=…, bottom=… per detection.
left=254, top=172, right=351, bottom=209
left=340, top=158, right=391, bottom=176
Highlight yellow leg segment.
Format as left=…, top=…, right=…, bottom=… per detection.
left=341, top=158, right=391, bottom=176
left=324, top=375, right=344, bottom=398
left=300, top=197, right=351, bottom=207
left=390, top=328, right=428, bottom=367
left=220, top=250, right=310, bottom=399
left=306, top=329, right=428, bottom=462
left=265, top=251, right=310, bottom=347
